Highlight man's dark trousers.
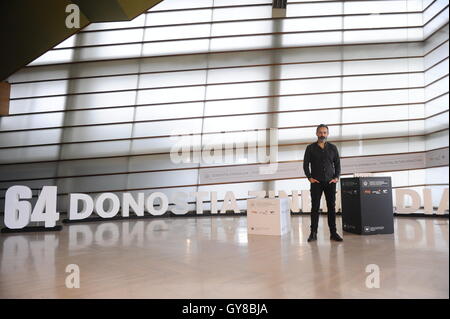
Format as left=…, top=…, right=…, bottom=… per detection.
left=310, top=181, right=337, bottom=233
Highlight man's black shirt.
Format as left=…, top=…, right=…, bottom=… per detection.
left=303, top=141, right=341, bottom=182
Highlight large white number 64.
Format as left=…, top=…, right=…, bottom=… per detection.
left=5, top=186, right=59, bottom=229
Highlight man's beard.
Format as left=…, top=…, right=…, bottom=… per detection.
left=318, top=136, right=327, bottom=142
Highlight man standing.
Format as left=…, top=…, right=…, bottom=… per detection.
left=303, top=124, right=343, bottom=242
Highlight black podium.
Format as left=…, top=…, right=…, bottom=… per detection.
left=341, top=177, right=394, bottom=235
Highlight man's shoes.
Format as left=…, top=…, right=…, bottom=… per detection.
left=307, top=232, right=317, bottom=242
left=330, top=232, right=343, bottom=242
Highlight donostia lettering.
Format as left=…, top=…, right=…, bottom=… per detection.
left=3, top=185, right=448, bottom=230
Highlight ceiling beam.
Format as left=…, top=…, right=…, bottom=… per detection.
left=0, top=0, right=163, bottom=81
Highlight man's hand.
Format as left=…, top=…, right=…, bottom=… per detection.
left=329, top=178, right=339, bottom=184
left=309, top=178, right=320, bottom=183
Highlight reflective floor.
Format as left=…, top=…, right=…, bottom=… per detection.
left=0, top=215, right=448, bottom=299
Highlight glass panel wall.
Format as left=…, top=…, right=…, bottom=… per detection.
left=1, top=0, right=448, bottom=213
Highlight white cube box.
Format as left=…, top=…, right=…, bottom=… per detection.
left=246, top=198, right=291, bottom=236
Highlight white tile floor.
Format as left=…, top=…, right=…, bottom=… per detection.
left=0, top=215, right=448, bottom=298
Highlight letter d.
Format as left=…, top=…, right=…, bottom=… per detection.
left=69, top=194, right=93, bottom=220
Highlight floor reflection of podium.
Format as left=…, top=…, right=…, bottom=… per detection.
left=246, top=198, right=291, bottom=236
